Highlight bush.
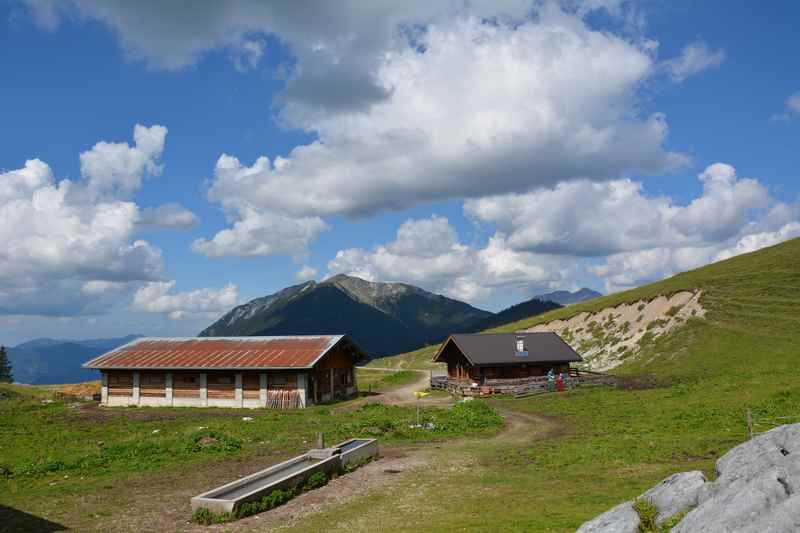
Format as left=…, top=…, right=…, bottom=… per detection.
left=191, top=507, right=231, bottom=525
left=234, top=500, right=262, bottom=519
left=192, top=488, right=299, bottom=523
left=185, top=430, right=242, bottom=454
left=303, top=471, right=328, bottom=491
left=0, top=464, right=13, bottom=479
left=261, top=488, right=295, bottom=509
left=633, top=498, right=659, bottom=532
left=343, top=455, right=374, bottom=473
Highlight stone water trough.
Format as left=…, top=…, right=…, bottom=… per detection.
left=191, top=438, right=378, bottom=514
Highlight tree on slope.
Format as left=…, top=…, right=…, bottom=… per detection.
left=0, top=346, right=12, bottom=383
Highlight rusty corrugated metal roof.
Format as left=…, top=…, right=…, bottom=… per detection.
left=83, top=335, right=356, bottom=370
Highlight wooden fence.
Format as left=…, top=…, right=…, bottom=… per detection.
left=430, top=368, right=618, bottom=398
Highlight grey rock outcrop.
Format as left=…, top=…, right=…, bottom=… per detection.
left=575, top=502, right=640, bottom=533
left=575, top=423, right=800, bottom=533
left=640, top=471, right=706, bottom=525
left=672, top=423, right=800, bottom=533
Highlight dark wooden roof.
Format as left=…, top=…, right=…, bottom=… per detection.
left=433, top=333, right=582, bottom=366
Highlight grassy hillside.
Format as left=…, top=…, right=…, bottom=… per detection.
left=496, top=238, right=800, bottom=337
left=2, top=240, right=798, bottom=531
left=293, top=239, right=800, bottom=531
left=365, top=343, right=444, bottom=371
left=0, top=383, right=501, bottom=531
left=384, top=238, right=800, bottom=378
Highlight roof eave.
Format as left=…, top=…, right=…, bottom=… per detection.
left=471, top=357, right=582, bottom=367
left=433, top=335, right=478, bottom=365
left=86, top=365, right=316, bottom=371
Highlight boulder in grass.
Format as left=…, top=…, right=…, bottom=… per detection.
left=577, top=424, right=800, bottom=533
left=575, top=501, right=640, bottom=533
left=672, top=424, right=800, bottom=533
left=640, top=470, right=706, bottom=525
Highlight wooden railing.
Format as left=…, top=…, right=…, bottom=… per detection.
left=430, top=369, right=618, bottom=398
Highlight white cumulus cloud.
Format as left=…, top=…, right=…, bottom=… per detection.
left=327, top=163, right=798, bottom=298
left=296, top=265, right=318, bottom=281
left=0, top=124, right=191, bottom=316
left=196, top=9, right=685, bottom=256
left=663, top=40, right=725, bottom=82
left=131, top=281, right=240, bottom=320
left=774, top=91, right=800, bottom=121
left=326, top=216, right=574, bottom=304
left=80, top=123, right=167, bottom=199
left=139, top=203, right=199, bottom=230
left=465, top=163, right=769, bottom=257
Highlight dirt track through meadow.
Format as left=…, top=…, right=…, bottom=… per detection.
left=104, top=377, right=557, bottom=532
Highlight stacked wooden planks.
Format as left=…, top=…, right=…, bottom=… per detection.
left=266, top=388, right=301, bottom=409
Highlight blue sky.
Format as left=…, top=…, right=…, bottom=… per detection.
left=1, top=1, right=798, bottom=345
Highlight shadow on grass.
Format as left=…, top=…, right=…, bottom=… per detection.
left=0, top=504, right=68, bottom=532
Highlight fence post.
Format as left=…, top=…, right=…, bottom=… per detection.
left=746, top=408, right=753, bottom=439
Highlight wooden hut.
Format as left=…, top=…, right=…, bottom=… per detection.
left=433, top=332, right=581, bottom=385
left=83, top=335, right=364, bottom=409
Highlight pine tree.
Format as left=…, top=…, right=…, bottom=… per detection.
left=0, top=346, right=12, bottom=383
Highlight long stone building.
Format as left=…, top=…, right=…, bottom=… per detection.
left=82, top=335, right=364, bottom=409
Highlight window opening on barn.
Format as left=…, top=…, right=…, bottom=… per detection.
left=515, top=336, right=528, bottom=357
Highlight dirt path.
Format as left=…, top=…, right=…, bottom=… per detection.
left=255, top=403, right=559, bottom=532
left=104, top=379, right=558, bottom=532
left=347, top=368, right=453, bottom=408
left=233, top=401, right=560, bottom=532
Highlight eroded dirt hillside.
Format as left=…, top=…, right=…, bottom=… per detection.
left=524, top=291, right=705, bottom=371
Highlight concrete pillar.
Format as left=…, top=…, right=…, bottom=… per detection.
left=329, top=368, right=335, bottom=401
left=259, top=372, right=267, bottom=407
left=132, top=371, right=140, bottom=405
left=235, top=372, right=243, bottom=407
left=200, top=372, right=208, bottom=407
left=165, top=372, right=173, bottom=406
left=101, top=371, right=108, bottom=405
left=296, top=373, right=307, bottom=408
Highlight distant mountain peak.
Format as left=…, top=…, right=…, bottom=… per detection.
left=9, top=334, right=142, bottom=385
left=199, top=275, right=491, bottom=355
left=535, top=287, right=602, bottom=306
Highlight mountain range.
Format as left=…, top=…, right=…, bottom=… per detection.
left=200, top=274, right=561, bottom=356
left=7, top=335, right=140, bottom=385
left=535, top=287, right=602, bottom=306
left=6, top=276, right=571, bottom=383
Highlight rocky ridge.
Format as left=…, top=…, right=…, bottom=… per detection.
left=577, top=423, right=800, bottom=532
left=525, top=291, right=705, bottom=371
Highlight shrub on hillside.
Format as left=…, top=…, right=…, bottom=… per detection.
left=303, top=471, right=328, bottom=491
left=185, top=430, right=242, bottom=454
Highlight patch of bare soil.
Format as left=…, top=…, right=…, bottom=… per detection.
left=335, top=370, right=454, bottom=413
left=73, top=378, right=560, bottom=531
left=525, top=290, right=706, bottom=371
left=79, top=402, right=557, bottom=532
left=57, top=381, right=101, bottom=397
left=213, top=450, right=429, bottom=532
left=488, top=402, right=564, bottom=444
left=74, top=402, right=250, bottom=422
